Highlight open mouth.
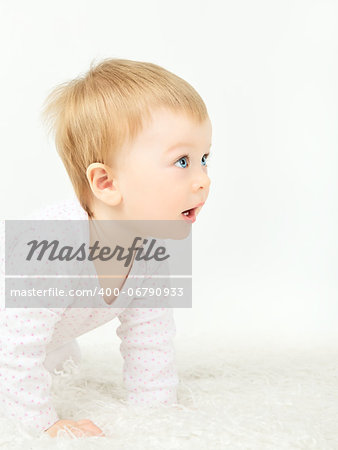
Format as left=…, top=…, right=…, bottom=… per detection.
left=181, top=207, right=197, bottom=223
left=180, top=202, right=204, bottom=223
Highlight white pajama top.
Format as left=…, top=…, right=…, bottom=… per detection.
left=0, top=196, right=179, bottom=436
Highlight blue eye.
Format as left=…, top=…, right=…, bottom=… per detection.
left=174, top=154, right=210, bottom=169
left=201, top=154, right=208, bottom=166
left=175, top=156, right=189, bottom=168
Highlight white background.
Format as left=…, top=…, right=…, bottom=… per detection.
left=1, top=0, right=337, bottom=345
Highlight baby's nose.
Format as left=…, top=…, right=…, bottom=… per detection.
left=192, top=173, right=211, bottom=191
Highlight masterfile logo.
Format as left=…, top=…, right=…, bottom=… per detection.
left=4, top=220, right=192, bottom=308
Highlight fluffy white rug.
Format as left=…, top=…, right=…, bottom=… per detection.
left=0, top=332, right=337, bottom=449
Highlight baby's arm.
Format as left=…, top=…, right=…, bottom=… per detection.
left=0, top=307, right=62, bottom=436
left=116, top=242, right=180, bottom=406
left=116, top=306, right=179, bottom=405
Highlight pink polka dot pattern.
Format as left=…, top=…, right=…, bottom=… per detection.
left=0, top=196, right=178, bottom=436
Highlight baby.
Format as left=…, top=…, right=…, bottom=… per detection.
left=0, top=58, right=212, bottom=438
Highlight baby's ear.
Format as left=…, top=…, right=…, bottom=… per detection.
left=86, top=163, right=122, bottom=206
left=95, top=169, right=113, bottom=190
left=86, top=163, right=110, bottom=190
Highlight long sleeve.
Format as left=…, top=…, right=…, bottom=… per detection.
left=116, top=306, right=179, bottom=406
left=0, top=220, right=62, bottom=436
left=116, top=241, right=179, bottom=406
left=0, top=307, right=62, bottom=436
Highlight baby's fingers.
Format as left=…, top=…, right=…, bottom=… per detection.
left=73, top=420, right=105, bottom=437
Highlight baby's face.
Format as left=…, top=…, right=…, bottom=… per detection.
left=116, top=107, right=212, bottom=222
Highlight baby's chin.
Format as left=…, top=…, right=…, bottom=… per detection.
left=125, top=214, right=192, bottom=240
left=127, top=211, right=182, bottom=221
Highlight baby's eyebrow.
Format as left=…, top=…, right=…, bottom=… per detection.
left=165, top=142, right=212, bottom=153
left=165, top=142, right=193, bottom=153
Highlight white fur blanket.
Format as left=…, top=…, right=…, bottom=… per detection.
left=0, top=331, right=337, bottom=449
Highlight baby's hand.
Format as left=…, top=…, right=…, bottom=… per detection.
left=44, top=418, right=105, bottom=438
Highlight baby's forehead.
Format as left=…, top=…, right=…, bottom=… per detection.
left=113, top=108, right=211, bottom=166
left=138, top=108, right=211, bottom=145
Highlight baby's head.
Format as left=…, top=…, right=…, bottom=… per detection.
left=42, top=58, right=212, bottom=223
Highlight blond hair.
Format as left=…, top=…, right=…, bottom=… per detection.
left=41, top=58, right=209, bottom=218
